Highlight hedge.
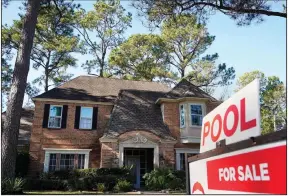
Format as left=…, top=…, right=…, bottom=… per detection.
left=26, top=167, right=134, bottom=191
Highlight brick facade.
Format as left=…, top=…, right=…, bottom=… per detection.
left=100, top=130, right=176, bottom=168
left=28, top=100, right=113, bottom=176
left=29, top=99, right=219, bottom=176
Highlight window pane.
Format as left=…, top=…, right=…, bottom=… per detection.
left=78, top=154, right=85, bottom=169
left=50, top=106, right=62, bottom=117
left=180, top=105, right=185, bottom=127
left=191, top=105, right=202, bottom=115
left=60, top=154, right=75, bottom=170
left=49, top=154, right=57, bottom=172
left=81, top=108, right=93, bottom=118
left=80, top=118, right=92, bottom=129
left=48, top=117, right=61, bottom=128
left=180, top=153, right=185, bottom=171
left=191, top=115, right=202, bottom=126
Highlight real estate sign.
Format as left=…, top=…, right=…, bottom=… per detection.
left=188, top=79, right=286, bottom=194
left=189, top=140, right=286, bottom=194
left=200, top=79, right=261, bottom=153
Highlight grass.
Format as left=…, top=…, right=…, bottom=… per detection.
left=24, top=191, right=104, bottom=195
left=24, top=190, right=185, bottom=195
left=24, top=190, right=143, bottom=195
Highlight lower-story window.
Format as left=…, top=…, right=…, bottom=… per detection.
left=176, top=149, right=199, bottom=170
left=47, top=153, right=86, bottom=172
left=49, top=154, right=57, bottom=171
left=60, top=154, right=75, bottom=170
left=179, top=153, right=197, bottom=171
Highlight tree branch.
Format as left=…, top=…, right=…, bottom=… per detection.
left=179, top=0, right=287, bottom=18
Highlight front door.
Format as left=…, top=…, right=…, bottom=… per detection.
left=126, top=157, right=140, bottom=189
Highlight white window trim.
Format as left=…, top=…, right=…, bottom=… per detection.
left=179, top=104, right=186, bottom=128
left=175, top=148, right=199, bottom=170
left=118, top=143, right=159, bottom=168
left=161, top=104, right=164, bottom=121
left=79, top=107, right=93, bottom=129
left=43, top=148, right=92, bottom=172
left=189, top=103, right=206, bottom=128
left=48, top=105, right=63, bottom=128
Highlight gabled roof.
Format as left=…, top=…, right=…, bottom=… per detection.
left=160, top=79, right=219, bottom=102
left=2, top=108, right=34, bottom=144
left=34, top=76, right=171, bottom=102
left=103, top=90, right=175, bottom=141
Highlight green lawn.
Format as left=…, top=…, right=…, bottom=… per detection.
left=24, top=191, right=106, bottom=195
left=24, top=190, right=143, bottom=195
left=24, top=190, right=185, bottom=195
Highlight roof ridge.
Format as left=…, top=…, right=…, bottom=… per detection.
left=78, top=75, right=169, bottom=85
left=120, top=89, right=169, bottom=93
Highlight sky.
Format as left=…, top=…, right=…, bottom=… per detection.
left=2, top=1, right=286, bottom=105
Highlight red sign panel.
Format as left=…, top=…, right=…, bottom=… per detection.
left=206, top=145, right=286, bottom=194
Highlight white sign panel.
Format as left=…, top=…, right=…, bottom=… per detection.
left=200, top=79, right=261, bottom=153
left=189, top=141, right=286, bottom=194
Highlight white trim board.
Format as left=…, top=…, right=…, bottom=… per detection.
left=175, top=148, right=199, bottom=170
left=43, top=148, right=92, bottom=172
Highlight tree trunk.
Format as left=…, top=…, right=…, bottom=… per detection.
left=45, top=70, right=49, bottom=92
left=181, top=69, right=185, bottom=78
left=2, top=0, right=41, bottom=180
left=99, top=65, right=104, bottom=77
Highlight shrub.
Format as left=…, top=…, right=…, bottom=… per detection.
left=15, top=151, right=30, bottom=177
left=34, top=167, right=134, bottom=191
left=97, top=183, right=106, bottom=192
left=25, top=179, right=66, bottom=191
left=143, top=168, right=186, bottom=191
left=114, top=180, right=132, bottom=192
left=1, top=178, right=26, bottom=194
left=65, top=178, right=86, bottom=191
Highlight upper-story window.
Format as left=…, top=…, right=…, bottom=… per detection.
left=79, top=107, right=93, bottom=129
left=179, top=104, right=186, bottom=128
left=48, top=105, right=63, bottom=128
left=190, top=104, right=203, bottom=126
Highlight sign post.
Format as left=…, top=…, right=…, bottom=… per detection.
left=187, top=79, right=287, bottom=194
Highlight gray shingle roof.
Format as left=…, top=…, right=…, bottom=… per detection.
left=163, top=79, right=219, bottom=102
left=104, top=90, right=175, bottom=141
left=2, top=108, right=34, bottom=144
left=34, top=76, right=171, bottom=102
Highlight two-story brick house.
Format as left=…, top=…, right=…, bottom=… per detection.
left=29, top=76, right=220, bottom=188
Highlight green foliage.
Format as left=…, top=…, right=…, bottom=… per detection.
left=114, top=180, right=132, bottom=192
left=1, top=178, right=26, bottom=194
left=161, top=14, right=235, bottom=90
left=25, top=179, right=66, bottom=191
left=15, top=151, right=30, bottom=178
left=143, top=168, right=186, bottom=191
left=109, top=14, right=234, bottom=90
left=36, top=167, right=133, bottom=191
left=97, top=183, right=106, bottom=192
left=3, top=0, right=81, bottom=92
left=74, top=0, right=132, bottom=76
left=1, top=59, right=13, bottom=97
left=132, top=0, right=285, bottom=28
left=235, top=71, right=286, bottom=134
left=109, top=34, right=177, bottom=82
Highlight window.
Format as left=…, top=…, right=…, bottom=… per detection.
left=179, top=153, right=197, bottom=170
left=180, top=104, right=186, bottom=128
left=48, top=105, right=62, bottom=128
left=78, top=154, right=85, bottom=169
left=48, top=154, right=86, bottom=171
left=79, top=107, right=93, bottom=129
left=190, top=104, right=203, bottom=126
left=49, top=154, right=57, bottom=171
left=60, top=154, right=75, bottom=170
